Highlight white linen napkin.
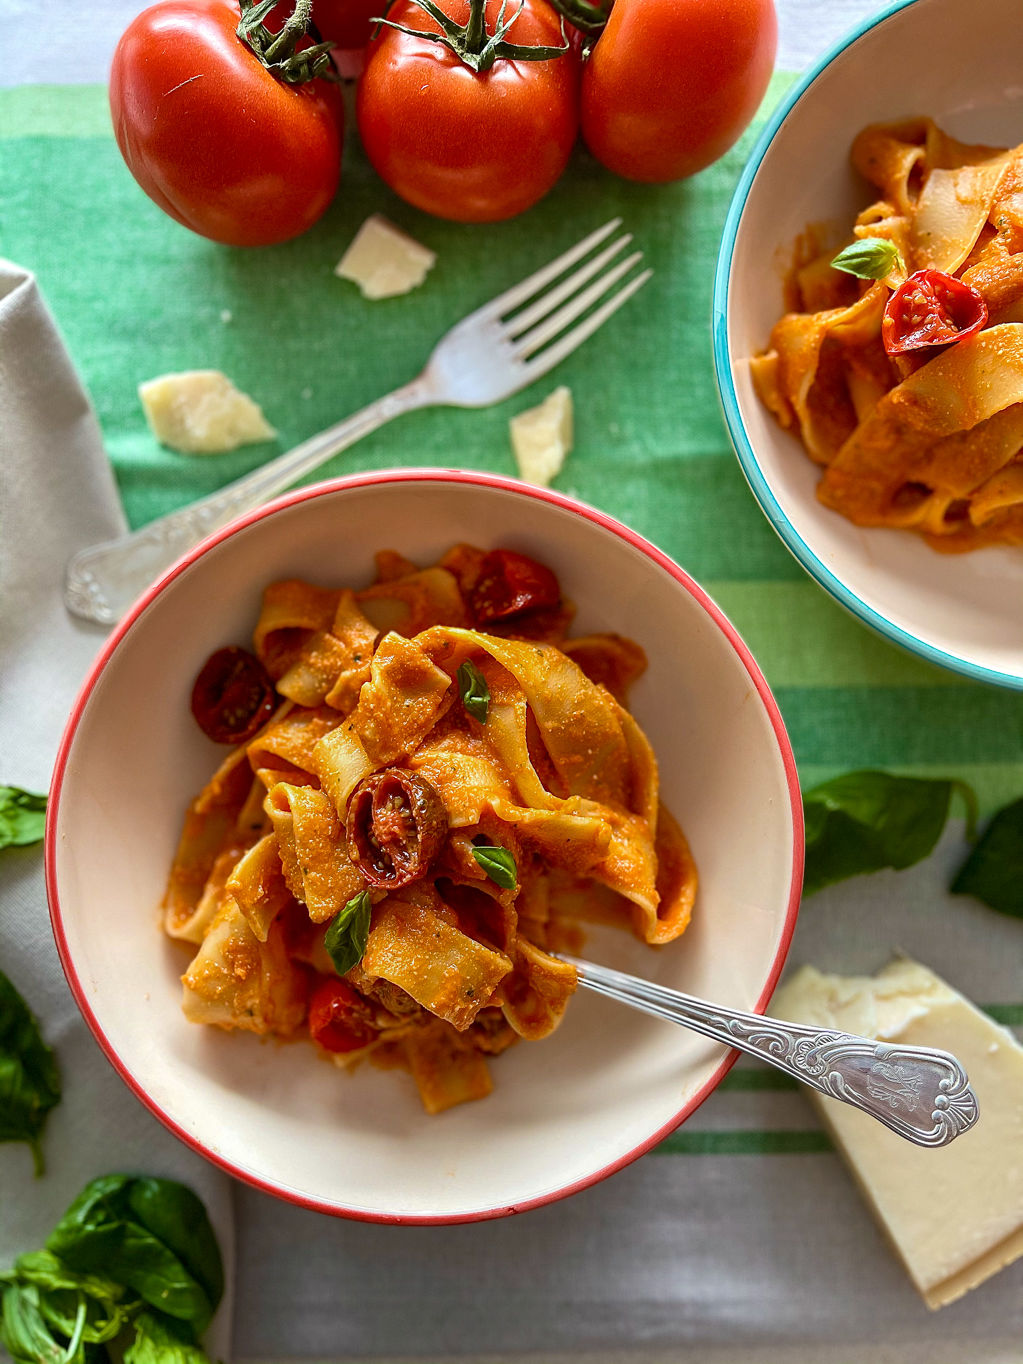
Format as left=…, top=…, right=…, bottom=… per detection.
left=0, top=260, right=234, bottom=1358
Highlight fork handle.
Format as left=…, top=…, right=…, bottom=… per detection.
left=568, top=958, right=979, bottom=1148
left=64, top=376, right=432, bottom=626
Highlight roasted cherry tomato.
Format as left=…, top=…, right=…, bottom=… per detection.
left=308, top=976, right=376, bottom=1052
left=191, top=646, right=276, bottom=744
left=882, top=270, right=988, bottom=355
left=109, top=0, right=343, bottom=246
left=347, top=769, right=448, bottom=888
left=469, top=549, right=561, bottom=624
left=356, top=0, right=579, bottom=222
left=581, top=0, right=777, bottom=183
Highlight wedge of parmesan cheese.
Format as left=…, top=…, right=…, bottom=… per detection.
left=509, top=386, right=573, bottom=487
left=138, top=371, right=275, bottom=455
left=771, top=958, right=1023, bottom=1309
left=335, top=215, right=436, bottom=300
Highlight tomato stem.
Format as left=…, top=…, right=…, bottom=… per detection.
left=373, top=0, right=568, bottom=71
left=237, top=0, right=338, bottom=84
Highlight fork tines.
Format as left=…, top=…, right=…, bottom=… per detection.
left=490, top=219, right=651, bottom=374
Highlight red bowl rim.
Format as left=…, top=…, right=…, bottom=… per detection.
left=45, top=467, right=804, bottom=1225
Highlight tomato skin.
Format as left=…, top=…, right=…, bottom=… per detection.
left=882, top=270, right=988, bottom=355
left=469, top=549, right=561, bottom=623
left=580, top=0, right=777, bottom=183
left=109, top=0, right=344, bottom=247
left=308, top=977, right=376, bottom=1053
left=191, top=646, right=276, bottom=743
left=356, top=0, right=579, bottom=223
left=311, top=0, right=382, bottom=49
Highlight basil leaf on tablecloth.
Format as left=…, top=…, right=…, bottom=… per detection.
left=124, top=1310, right=214, bottom=1363
left=0, top=786, right=47, bottom=851
left=0, top=1279, right=65, bottom=1364
left=0, top=969, right=61, bottom=1175
left=457, top=660, right=490, bottom=724
left=325, top=891, right=373, bottom=976
left=46, top=1176, right=223, bottom=1333
left=803, top=770, right=977, bottom=897
left=7, top=1250, right=135, bottom=1346
left=951, top=795, right=1023, bottom=917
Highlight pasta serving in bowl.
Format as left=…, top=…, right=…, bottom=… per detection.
left=168, top=544, right=697, bottom=1115
left=714, top=0, right=1023, bottom=687
left=47, top=471, right=800, bottom=1222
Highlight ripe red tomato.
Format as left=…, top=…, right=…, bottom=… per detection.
left=311, top=0, right=382, bottom=48
left=356, top=0, right=579, bottom=223
left=308, top=977, right=376, bottom=1053
left=882, top=271, right=988, bottom=355
left=580, top=0, right=777, bottom=183
left=109, top=0, right=344, bottom=247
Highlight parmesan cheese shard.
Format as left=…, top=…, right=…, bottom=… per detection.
left=509, top=386, right=574, bottom=487
left=138, top=370, right=276, bottom=455
left=335, top=214, right=436, bottom=300
left=771, top=959, right=1023, bottom=1309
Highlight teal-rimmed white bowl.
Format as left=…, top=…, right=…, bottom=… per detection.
left=713, top=0, right=1023, bottom=689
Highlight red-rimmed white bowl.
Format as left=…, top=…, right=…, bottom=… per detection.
left=46, top=470, right=802, bottom=1223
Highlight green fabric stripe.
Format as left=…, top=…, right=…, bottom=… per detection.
left=718, top=1069, right=799, bottom=1092
left=986, top=1003, right=1023, bottom=1025
left=0, top=84, right=111, bottom=138
left=656, top=1130, right=833, bottom=1155
left=798, top=762, right=1023, bottom=818
left=782, top=687, right=1023, bottom=767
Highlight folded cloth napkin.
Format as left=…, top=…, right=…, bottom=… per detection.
left=0, top=260, right=233, bottom=1358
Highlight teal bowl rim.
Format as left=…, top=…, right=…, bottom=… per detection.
left=712, top=0, right=1023, bottom=692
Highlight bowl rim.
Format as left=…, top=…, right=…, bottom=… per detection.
left=712, top=0, right=1023, bottom=693
left=45, top=467, right=804, bottom=1224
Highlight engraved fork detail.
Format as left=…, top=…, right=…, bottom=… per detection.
left=65, top=220, right=650, bottom=626
left=567, top=957, right=979, bottom=1148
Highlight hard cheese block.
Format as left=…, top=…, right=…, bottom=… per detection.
left=771, top=959, right=1023, bottom=1309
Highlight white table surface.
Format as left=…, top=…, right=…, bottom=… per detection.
left=13, top=2, right=1020, bottom=1362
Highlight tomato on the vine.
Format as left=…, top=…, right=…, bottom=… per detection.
left=109, top=0, right=344, bottom=247
left=310, top=0, right=382, bottom=48
left=356, top=0, right=579, bottom=223
left=580, top=0, right=777, bottom=183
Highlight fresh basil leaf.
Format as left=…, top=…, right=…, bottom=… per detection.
left=802, top=770, right=976, bottom=897
left=0, top=1281, right=65, bottom=1363
left=46, top=1176, right=222, bottom=1333
left=0, top=968, right=61, bottom=1175
left=325, top=891, right=372, bottom=977
left=830, top=237, right=902, bottom=280
left=124, top=1310, right=213, bottom=1364
left=471, top=843, right=517, bottom=891
left=12, top=1251, right=132, bottom=1345
left=0, top=787, right=47, bottom=851
left=951, top=795, right=1023, bottom=917
left=457, top=660, right=489, bottom=724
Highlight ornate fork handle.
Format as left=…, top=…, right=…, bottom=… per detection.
left=567, top=958, right=979, bottom=1148
left=64, top=378, right=431, bottom=627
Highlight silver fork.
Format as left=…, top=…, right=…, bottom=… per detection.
left=567, top=957, right=979, bottom=1148
left=64, top=219, right=650, bottom=626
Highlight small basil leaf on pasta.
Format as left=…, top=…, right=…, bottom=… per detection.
left=830, top=237, right=902, bottom=280
left=46, top=1175, right=223, bottom=1332
left=951, top=796, right=1023, bottom=918
left=803, top=770, right=976, bottom=897
left=325, top=891, right=373, bottom=976
left=0, top=787, right=47, bottom=851
left=0, top=968, right=61, bottom=1176
left=471, top=843, right=517, bottom=891
left=457, top=660, right=490, bottom=724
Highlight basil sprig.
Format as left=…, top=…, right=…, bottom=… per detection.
left=0, top=787, right=47, bottom=852
left=325, top=891, right=372, bottom=976
left=803, top=771, right=976, bottom=897
left=457, top=660, right=490, bottom=724
left=831, top=237, right=902, bottom=280
left=0, top=969, right=61, bottom=1175
left=471, top=842, right=517, bottom=891
left=0, top=1175, right=222, bottom=1363
left=951, top=796, right=1023, bottom=918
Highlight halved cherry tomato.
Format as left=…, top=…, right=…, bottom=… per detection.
left=347, top=769, right=449, bottom=887
left=308, top=976, right=377, bottom=1052
left=191, top=646, right=276, bottom=744
left=469, top=550, right=561, bottom=624
left=356, top=0, right=579, bottom=222
left=581, top=0, right=777, bottom=183
left=882, top=270, right=988, bottom=355
left=109, top=0, right=343, bottom=246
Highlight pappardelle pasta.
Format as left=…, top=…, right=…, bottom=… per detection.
left=752, top=118, right=1023, bottom=551
left=163, top=545, right=697, bottom=1114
